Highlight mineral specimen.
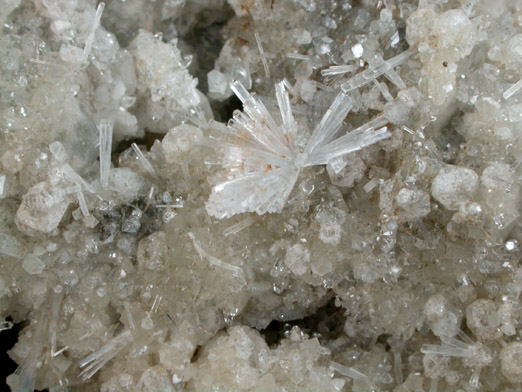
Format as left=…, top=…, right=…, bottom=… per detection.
left=0, top=0, right=521, bottom=391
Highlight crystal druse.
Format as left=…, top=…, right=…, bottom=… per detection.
left=0, top=0, right=521, bottom=391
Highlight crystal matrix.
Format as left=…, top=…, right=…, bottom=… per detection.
left=0, top=0, right=521, bottom=391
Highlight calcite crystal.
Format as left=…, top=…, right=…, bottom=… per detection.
left=0, top=0, right=521, bottom=391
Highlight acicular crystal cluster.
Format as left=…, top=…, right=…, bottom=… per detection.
left=0, top=0, right=521, bottom=391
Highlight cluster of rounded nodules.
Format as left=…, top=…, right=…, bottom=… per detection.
left=425, top=293, right=522, bottom=383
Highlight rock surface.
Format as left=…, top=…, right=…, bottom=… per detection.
left=0, top=0, right=521, bottom=391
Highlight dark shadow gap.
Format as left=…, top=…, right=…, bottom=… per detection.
left=259, top=298, right=346, bottom=348
left=0, top=320, right=20, bottom=391
left=212, top=94, right=242, bottom=123
left=182, top=4, right=234, bottom=94
left=111, top=130, right=165, bottom=167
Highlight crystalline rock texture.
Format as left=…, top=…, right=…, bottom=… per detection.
left=0, top=0, right=521, bottom=392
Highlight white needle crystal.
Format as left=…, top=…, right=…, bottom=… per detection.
left=206, top=81, right=391, bottom=218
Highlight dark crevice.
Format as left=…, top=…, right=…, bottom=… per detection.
left=259, top=298, right=346, bottom=348
left=378, top=333, right=392, bottom=351
left=190, top=345, right=202, bottom=363
left=180, top=3, right=237, bottom=123
left=111, top=130, right=165, bottom=167
left=0, top=320, right=20, bottom=391
left=182, top=5, right=234, bottom=94
left=437, top=111, right=467, bottom=165
left=212, top=94, right=243, bottom=123
left=94, top=194, right=163, bottom=243
left=0, top=320, right=48, bottom=392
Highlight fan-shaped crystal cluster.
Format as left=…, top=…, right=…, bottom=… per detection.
left=206, top=80, right=391, bottom=218
left=0, top=0, right=521, bottom=391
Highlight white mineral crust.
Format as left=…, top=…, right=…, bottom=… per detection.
left=0, top=0, right=521, bottom=391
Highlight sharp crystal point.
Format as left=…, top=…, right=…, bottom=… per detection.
left=131, top=143, right=156, bottom=177
left=79, top=330, right=132, bottom=380
left=254, top=31, right=270, bottom=78
left=98, top=120, right=113, bottom=188
left=305, top=115, right=389, bottom=166
left=305, top=92, right=353, bottom=155
left=76, top=190, right=89, bottom=217
left=321, top=64, right=357, bottom=77
left=230, top=80, right=251, bottom=104
left=503, top=77, right=522, bottom=100
left=275, top=81, right=297, bottom=139
left=341, top=48, right=413, bottom=93
left=223, top=216, right=255, bottom=236
left=62, top=164, right=95, bottom=194
left=330, top=361, right=369, bottom=381
left=82, top=2, right=105, bottom=62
